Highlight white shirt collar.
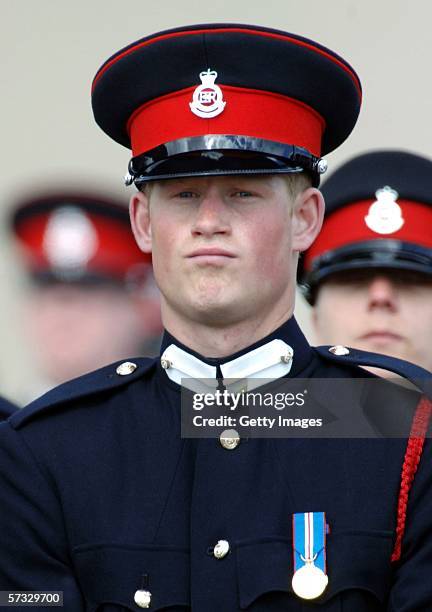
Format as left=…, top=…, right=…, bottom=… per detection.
left=160, top=339, right=293, bottom=393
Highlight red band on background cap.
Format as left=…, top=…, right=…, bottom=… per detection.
left=304, top=200, right=432, bottom=271
left=92, top=27, right=361, bottom=100
left=128, top=85, right=325, bottom=158
left=15, top=213, right=149, bottom=280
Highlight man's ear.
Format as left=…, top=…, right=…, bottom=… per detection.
left=130, top=190, right=152, bottom=253
left=291, top=187, right=325, bottom=253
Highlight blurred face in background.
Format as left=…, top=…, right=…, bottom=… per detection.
left=25, top=282, right=161, bottom=385
left=313, top=268, right=432, bottom=372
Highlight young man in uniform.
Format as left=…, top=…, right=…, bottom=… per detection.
left=1, top=24, right=432, bottom=611
left=299, top=150, right=432, bottom=372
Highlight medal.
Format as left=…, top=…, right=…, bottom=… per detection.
left=134, top=589, right=152, bottom=608
left=292, top=511, right=329, bottom=600
left=134, top=574, right=152, bottom=608
left=292, top=560, right=328, bottom=600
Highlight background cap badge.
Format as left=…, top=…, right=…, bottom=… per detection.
left=364, top=186, right=404, bottom=234
left=43, top=206, right=99, bottom=270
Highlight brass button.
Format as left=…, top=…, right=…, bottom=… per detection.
left=317, top=158, right=328, bottom=175
left=219, top=429, right=240, bottom=450
left=328, top=345, right=350, bottom=356
left=116, top=361, right=137, bottom=376
left=134, top=589, right=152, bottom=608
left=160, top=357, right=172, bottom=370
left=213, top=539, right=230, bottom=559
left=281, top=348, right=293, bottom=363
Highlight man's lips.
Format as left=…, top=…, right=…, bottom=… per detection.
left=186, top=248, right=236, bottom=259
left=359, top=331, right=404, bottom=343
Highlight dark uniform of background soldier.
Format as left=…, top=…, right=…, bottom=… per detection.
left=299, top=150, right=432, bottom=374
left=9, top=191, right=162, bottom=402
left=1, top=24, right=432, bottom=611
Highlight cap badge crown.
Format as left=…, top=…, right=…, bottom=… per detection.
left=189, top=69, right=226, bottom=119
left=364, top=186, right=404, bottom=234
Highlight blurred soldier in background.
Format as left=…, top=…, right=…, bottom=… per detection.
left=299, top=150, right=432, bottom=373
left=10, top=191, right=162, bottom=400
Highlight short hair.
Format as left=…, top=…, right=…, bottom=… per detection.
left=284, top=172, right=313, bottom=199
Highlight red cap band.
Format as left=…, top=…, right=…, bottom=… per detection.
left=128, top=85, right=325, bottom=158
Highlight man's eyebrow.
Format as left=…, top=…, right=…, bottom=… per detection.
left=161, top=179, right=196, bottom=188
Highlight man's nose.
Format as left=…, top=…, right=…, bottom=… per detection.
left=367, top=275, right=398, bottom=312
left=191, top=191, right=231, bottom=237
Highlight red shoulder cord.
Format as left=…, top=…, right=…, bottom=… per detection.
left=391, top=395, right=432, bottom=562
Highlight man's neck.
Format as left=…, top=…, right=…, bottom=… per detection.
left=161, top=307, right=295, bottom=358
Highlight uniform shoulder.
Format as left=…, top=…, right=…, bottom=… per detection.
left=314, top=344, right=432, bottom=396
left=9, top=357, right=157, bottom=430
left=0, top=396, right=18, bottom=419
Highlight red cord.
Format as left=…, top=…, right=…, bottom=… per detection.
left=391, top=396, right=432, bottom=562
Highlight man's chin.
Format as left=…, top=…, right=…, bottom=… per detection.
left=187, top=294, right=250, bottom=327
left=192, top=302, right=240, bottom=326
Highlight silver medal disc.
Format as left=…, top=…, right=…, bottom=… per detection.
left=292, top=563, right=328, bottom=600
left=133, top=589, right=152, bottom=608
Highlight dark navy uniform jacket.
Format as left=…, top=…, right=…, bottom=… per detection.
left=1, top=317, right=432, bottom=611
left=0, top=396, right=16, bottom=420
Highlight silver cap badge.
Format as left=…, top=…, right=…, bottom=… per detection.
left=190, top=69, right=226, bottom=119
left=43, top=206, right=98, bottom=271
left=364, top=186, right=404, bottom=234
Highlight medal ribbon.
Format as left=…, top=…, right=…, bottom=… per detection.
left=293, top=511, right=327, bottom=573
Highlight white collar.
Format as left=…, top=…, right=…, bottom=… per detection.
left=160, top=339, right=293, bottom=393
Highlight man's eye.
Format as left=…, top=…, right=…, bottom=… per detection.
left=233, top=191, right=254, bottom=198
left=176, top=191, right=199, bottom=198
